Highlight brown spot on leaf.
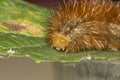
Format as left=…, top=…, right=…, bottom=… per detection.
left=2, top=22, right=42, bottom=36
left=25, top=26, right=41, bottom=35
left=2, top=22, right=26, bottom=31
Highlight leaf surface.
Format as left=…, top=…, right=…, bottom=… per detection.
left=0, top=0, right=120, bottom=63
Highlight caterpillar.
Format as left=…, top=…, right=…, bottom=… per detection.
left=47, top=0, right=120, bottom=53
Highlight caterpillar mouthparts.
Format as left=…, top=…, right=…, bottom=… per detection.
left=47, top=0, right=120, bottom=53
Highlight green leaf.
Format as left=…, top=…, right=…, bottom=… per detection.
left=0, top=0, right=120, bottom=63
left=0, top=32, right=120, bottom=63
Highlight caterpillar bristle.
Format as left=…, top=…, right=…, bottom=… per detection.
left=47, top=0, right=120, bottom=53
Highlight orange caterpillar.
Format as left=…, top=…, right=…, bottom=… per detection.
left=47, top=0, right=120, bottom=53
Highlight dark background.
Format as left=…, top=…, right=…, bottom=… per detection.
left=25, top=0, right=120, bottom=8
left=25, top=0, right=67, bottom=8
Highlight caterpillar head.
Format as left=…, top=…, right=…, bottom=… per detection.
left=50, top=33, right=70, bottom=51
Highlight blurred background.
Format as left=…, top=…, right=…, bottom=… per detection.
left=0, top=58, right=57, bottom=80
left=25, top=0, right=120, bottom=8
left=26, top=0, right=67, bottom=8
